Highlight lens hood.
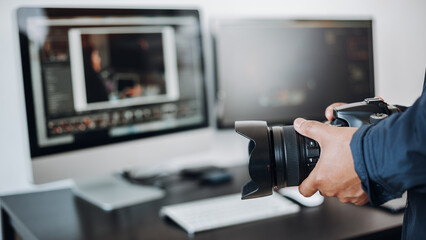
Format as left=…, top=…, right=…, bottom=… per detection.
left=235, top=121, right=273, bottom=199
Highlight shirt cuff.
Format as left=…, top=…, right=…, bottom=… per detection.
left=350, top=125, right=395, bottom=206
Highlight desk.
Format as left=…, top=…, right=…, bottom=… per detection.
left=1, top=167, right=403, bottom=240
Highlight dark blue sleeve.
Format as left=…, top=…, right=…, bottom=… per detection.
left=350, top=79, right=426, bottom=206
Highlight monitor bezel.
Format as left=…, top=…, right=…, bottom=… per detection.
left=17, top=7, right=209, bottom=158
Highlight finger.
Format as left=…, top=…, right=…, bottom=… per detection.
left=374, top=96, right=384, bottom=101
left=294, top=118, right=330, bottom=142
left=353, top=197, right=369, bottom=206
left=298, top=171, right=318, bottom=197
left=353, top=194, right=369, bottom=206
left=344, top=192, right=367, bottom=205
left=338, top=197, right=350, bottom=204
left=325, top=102, right=346, bottom=121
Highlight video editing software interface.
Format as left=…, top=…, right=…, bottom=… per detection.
left=214, top=20, right=374, bottom=127
left=18, top=9, right=207, bottom=156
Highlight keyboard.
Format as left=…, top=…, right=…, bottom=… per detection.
left=160, top=193, right=300, bottom=235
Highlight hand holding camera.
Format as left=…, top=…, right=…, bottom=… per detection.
left=235, top=98, right=399, bottom=204
left=294, top=118, right=368, bottom=205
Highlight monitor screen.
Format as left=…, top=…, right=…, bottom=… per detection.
left=18, top=8, right=208, bottom=157
left=213, top=19, right=374, bottom=128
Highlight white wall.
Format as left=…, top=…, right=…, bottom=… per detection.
left=0, top=0, right=425, bottom=195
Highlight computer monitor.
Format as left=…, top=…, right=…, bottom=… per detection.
left=17, top=7, right=209, bottom=208
left=212, top=19, right=375, bottom=128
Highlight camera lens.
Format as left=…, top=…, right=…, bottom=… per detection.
left=271, top=125, right=320, bottom=187
left=235, top=121, right=320, bottom=199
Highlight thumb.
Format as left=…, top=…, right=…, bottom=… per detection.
left=294, top=118, right=330, bottom=142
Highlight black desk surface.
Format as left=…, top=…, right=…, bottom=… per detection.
left=1, top=167, right=403, bottom=240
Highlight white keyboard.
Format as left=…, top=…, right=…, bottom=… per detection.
left=160, top=193, right=300, bottom=235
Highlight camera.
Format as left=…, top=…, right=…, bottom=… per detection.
left=235, top=98, right=399, bottom=199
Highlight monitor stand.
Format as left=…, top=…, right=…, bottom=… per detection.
left=72, top=174, right=165, bottom=211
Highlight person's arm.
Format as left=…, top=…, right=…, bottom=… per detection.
left=350, top=89, right=426, bottom=205
left=295, top=84, right=425, bottom=205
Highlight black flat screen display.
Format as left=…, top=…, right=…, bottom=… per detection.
left=17, top=8, right=208, bottom=157
left=213, top=19, right=374, bottom=128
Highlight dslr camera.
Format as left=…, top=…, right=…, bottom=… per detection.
left=235, top=98, right=399, bottom=199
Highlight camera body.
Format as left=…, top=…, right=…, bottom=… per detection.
left=235, top=98, right=399, bottom=199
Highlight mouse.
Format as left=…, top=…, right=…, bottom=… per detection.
left=278, top=187, right=324, bottom=207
